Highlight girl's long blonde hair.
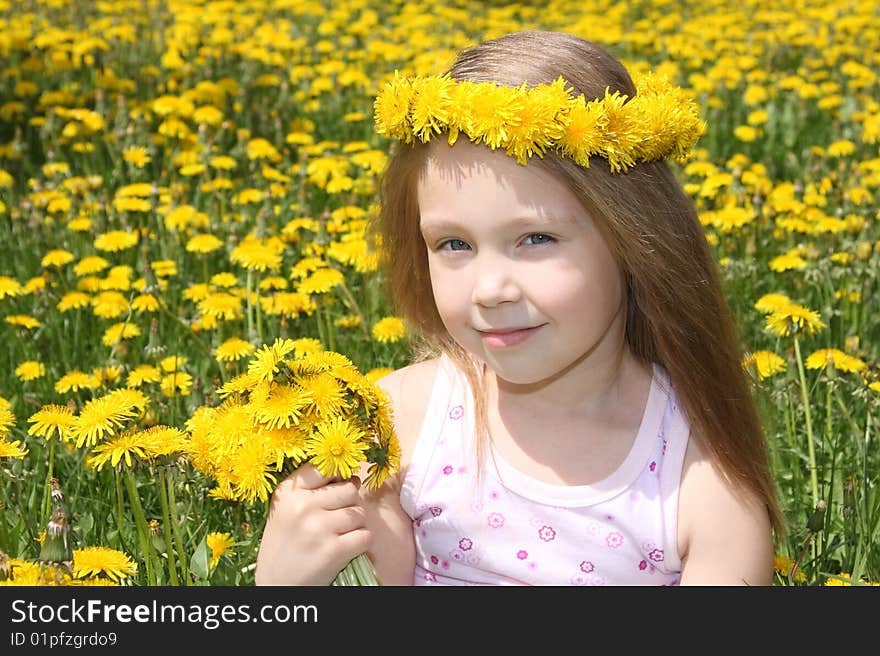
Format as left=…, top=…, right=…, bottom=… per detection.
left=373, top=30, right=784, bottom=535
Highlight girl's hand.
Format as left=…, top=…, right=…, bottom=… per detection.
left=254, top=464, right=372, bottom=586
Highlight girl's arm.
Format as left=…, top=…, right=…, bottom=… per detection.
left=366, top=358, right=441, bottom=585
left=676, top=437, right=775, bottom=586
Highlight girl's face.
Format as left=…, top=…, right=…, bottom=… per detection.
left=417, top=140, right=628, bottom=387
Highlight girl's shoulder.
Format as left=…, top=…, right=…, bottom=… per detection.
left=373, top=357, right=443, bottom=469
left=676, top=435, right=774, bottom=584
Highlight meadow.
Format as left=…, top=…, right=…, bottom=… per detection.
left=0, top=0, right=878, bottom=586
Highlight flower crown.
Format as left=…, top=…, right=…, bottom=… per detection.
left=374, top=71, right=707, bottom=173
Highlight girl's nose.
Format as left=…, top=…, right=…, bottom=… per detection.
left=471, top=265, right=522, bottom=307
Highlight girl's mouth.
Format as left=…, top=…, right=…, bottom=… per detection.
left=478, top=325, right=544, bottom=348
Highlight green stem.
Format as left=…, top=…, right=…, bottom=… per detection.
left=158, top=468, right=179, bottom=586
left=123, top=470, right=158, bottom=585
left=114, top=469, right=126, bottom=551
left=793, top=336, right=820, bottom=512
left=166, top=469, right=191, bottom=586
left=246, top=269, right=255, bottom=341
left=254, top=273, right=263, bottom=342
left=332, top=553, right=380, bottom=586
left=41, top=442, right=55, bottom=523
left=315, top=302, right=328, bottom=346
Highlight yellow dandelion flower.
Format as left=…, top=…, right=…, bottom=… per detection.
left=74, top=256, right=111, bottom=277
left=94, top=230, right=138, bottom=252
left=5, top=315, right=41, bottom=330
left=151, top=260, right=178, bottom=278
left=160, top=371, right=193, bottom=397
left=742, top=351, right=787, bottom=380
left=210, top=155, right=237, bottom=170
left=122, top=146, right=150, bottom=168
left=183, top=283, right=211, bottom=302
left=215, top=337, right=255, bottom=362
left=198, top=292, right=243, bottom=321
left=306, top=416, right=367, bottom=480
left=295, top=268, right=344, bottom=295
left=0, top=439, right=27, bottom=459
left=754, top=293, right=792, bottom=314
left=206, top=533, right=235, bottom=569
left=91, top=291, right=129, bottom=319
left=259, top=424, right=309, bottom=470
left=27, top=404, right=76, bottom=442
left=733, top=125, right=759, bottom=142
left=260, top=292, right=316, bottom=318
left=0, top=276, right=23, bottom=299
left=41, top=249, right=75, bottom=268
left=364, top=427, right=400, bottom=490
left=765, top=304, right=826, bottom=337
left=210, top=272, right=239, bottom=289
left=289, top=337, right=324, bottom=358
left=774, top=555, right=807, bottom=583
left=57, top=291, right=91, bottom=312
left=409, top=74, right=455, bottom=142
left=805, top=349, right=866, bottom=374
left=85, top=429, right=151, bottom=470
left=335, top=314, right=362, bottom=329
left=374, top=72, right=417, bottom=143
left=125, top=365, right=161, bottom=388
left=826, top=140, right=855, bottom=158
left=246, top=137, right=281, bottom=162
left=71, top=389, right=148, bottom=448
left=55, top=370, right=94, bottom=394
left=229, top=438, right=277, bottom=503
left=250, top=384, right=308, bottom=431
left=101, top=321, right=141, bottom=346
left=248, top=338, right=297, bottom=383
left=131, top=293, right=160, bottom=314
left=296, top=371, right=349, bottom=418
left=769, top=253, right=807, bottom=272
left=15, top=360, right=45, bottom=382
left=72, top=547, right=137, bottom=582
left=137, top=425, right=187, bottom=459
left=372, top=316, right=406, bottom=343
left=186, top=233, right=224, bottom=254
left=230, top=237, right=284, bottom=272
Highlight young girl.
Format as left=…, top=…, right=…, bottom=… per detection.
left=255, top=30, right=783, bottom=586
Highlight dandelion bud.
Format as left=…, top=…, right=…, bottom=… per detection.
left=0, top=549, right=10, bottom=581
left=807, top=499, right=826, bottom=533
left=39, top=506, right=73, bottom=564
left=144, top=318, right=166, bottom=359
left=150, top=524, right=166, bottom=555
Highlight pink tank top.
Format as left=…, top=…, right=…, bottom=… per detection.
left=399, top=355, right=690, bottom=585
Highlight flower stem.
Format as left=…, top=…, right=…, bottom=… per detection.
left=41, top=442, right=54, bottom=523
left=158, top=468, right=179, bottom=586
left=246, top=270, right=255, bottom=341
left=114, top=469, right=127, bottom=551
left=123, top=470, right=157, bottom=585
left=793, top=336, right=819, bottom=510
left=165, top=469, right=191, bottom=586
left=332, top=553, right=380, bottom=586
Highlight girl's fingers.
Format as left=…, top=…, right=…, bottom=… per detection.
left=327, top=506, right=368, bottom=535
left=312, top=479, right=363, bottom=510
left=288, top=463, right=335, bottom=490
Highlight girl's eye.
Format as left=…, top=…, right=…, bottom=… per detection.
left=439, top=238, right=471, bottom=251
left=521, top=233, right=555, bottom=246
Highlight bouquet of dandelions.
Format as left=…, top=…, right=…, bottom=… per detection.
left=184, top=338, right=399, bottom=586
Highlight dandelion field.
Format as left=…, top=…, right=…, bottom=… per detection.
left=0, top=0, right=878, bottom=586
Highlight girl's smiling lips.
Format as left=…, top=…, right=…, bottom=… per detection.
left=477, top=324, right=545, bottom=348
